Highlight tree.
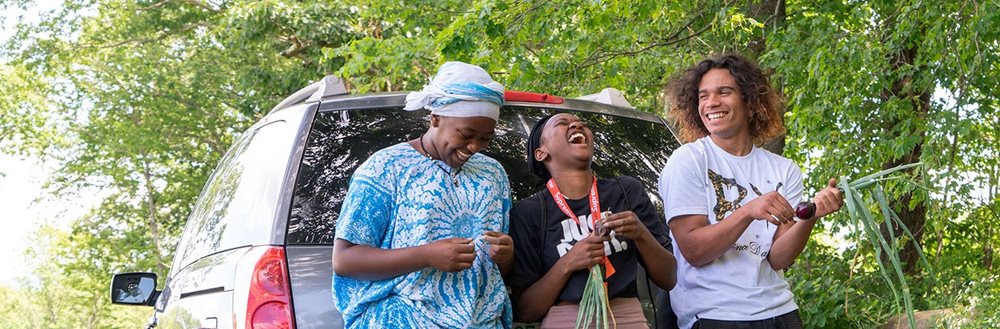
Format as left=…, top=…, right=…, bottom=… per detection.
left=0, top=64, right=60, bottom=157
left=766, top=0, right=1000, bottom=323
left=766, top=0, right=1000, bottom=274
left=2, top=0, right=998, bottom=327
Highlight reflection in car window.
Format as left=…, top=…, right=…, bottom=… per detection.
left=173, top=120, right=295, bottom=269
left=286, top=107, right=679, bottom=245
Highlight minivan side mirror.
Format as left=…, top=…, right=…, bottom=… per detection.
left=110, top=272, right=160, bottom=306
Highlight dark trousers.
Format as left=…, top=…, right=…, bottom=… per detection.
left=653, top=284, right=679, bottom=329
left=692, top=310, right=803, bottom=329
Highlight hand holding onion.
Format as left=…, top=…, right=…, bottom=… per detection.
left=794, top=178, right=844, bottom=220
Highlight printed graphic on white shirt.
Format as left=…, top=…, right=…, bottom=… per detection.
left=707, top=168, right=785, bottom=259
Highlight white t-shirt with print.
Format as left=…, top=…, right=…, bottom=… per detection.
left=658, top=136, right=804, bottom=329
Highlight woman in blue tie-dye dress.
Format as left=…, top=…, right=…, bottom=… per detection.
left=332, top=61, right=513, bottom=328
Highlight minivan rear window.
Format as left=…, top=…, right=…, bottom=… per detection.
left=286, top=107, right=679, bottom=244
left=173, top=118, right=299, bottom=269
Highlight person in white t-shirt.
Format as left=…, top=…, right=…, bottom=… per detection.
left=658, top=54, right=844, bottom=329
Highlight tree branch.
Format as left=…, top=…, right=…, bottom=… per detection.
left=509, top=0, right=551, bottom=36
left=82, top=21, right=207, bottom=49
left=181, top=0, right=222, bottom=13
left=279, top=34, right=315, bottom=65
left=139, top=0, right=171, bottom=11
left=565, top=12, right=713, bottom=75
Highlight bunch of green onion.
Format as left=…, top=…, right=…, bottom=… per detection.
left=798, top=162, right=927, bottom=329
left=575, top=264, right=615, bottom=329
left=572, top=163, right=926, bottom=329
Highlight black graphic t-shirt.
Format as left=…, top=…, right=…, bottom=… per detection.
left=508, top=176, right=670, bottom=303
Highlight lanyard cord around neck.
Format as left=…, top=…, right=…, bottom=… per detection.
left=545, top=177, right=616, bottom=279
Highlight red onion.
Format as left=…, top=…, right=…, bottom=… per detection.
left=796, top=202, right=817, bottom=219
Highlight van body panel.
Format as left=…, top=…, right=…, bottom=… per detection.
left=285, top=245, right=343, bottom=329
left=269, top=102, right=318, bottom=245
left=159, top=247, right=249, bottom=329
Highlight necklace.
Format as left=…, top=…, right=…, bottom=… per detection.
left=419, top=134, right=463, bottom=187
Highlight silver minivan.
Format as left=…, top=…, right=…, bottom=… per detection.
left=110, top=77, right=681, bottom=329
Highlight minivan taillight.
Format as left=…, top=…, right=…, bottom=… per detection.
left=247, top=247, right=295, bottom=329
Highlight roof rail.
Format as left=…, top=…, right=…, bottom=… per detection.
left=576, top=88, right=633, bottom=109
left=269, top=76, right=349, bottom=113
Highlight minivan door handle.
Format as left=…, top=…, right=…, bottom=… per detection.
left=198, top=317, right=218, bottom=329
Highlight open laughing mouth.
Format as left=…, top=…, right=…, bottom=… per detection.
left=456, top=149, right=472, bottom=161
left=568, top=132, right=587, bottom=144
left=706, top=112, right=729, bottom=121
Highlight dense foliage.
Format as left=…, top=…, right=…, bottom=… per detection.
left=1, top=0, right=997, bottom=327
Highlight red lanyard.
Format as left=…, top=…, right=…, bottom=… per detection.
left=545, top=177, right=616, bottom=279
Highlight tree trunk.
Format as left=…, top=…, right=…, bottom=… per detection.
left=747, top=0, right=787, bottom=155
left=141, top=157, right=167, bottom=275
left=987, top=162, right=998, bottom=271
left=881, top=46, right=929, bottom=275
left=747, top=0, right=785, bottom=56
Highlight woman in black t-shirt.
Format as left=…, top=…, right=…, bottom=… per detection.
left=508, top=113, right=677, bottom=328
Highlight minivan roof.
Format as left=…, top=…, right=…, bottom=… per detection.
left=315, top=93, right=666, bottom=124
left=269, top=75, right=680, bottom=139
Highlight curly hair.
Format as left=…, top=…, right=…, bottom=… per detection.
left=666, top=54, right=785, bottom=145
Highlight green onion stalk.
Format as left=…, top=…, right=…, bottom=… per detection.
left=795, top=162, right=929, bottom=329
left=575, top=264, right=615, bottom=329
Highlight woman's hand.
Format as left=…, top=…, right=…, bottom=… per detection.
left=600, top=211, right=651, bottom=241
left=482, top=231, right=513, bottom=266
left=421, top=238, right=476, bottom=272
left=558, top=234, right=606, bottom=273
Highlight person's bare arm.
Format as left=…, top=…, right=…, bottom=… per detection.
left=602, top=211, right=676, bottom=290
left=768, top=178, right=843, bottom=270
left=332, top=237, right=475, bottom=281
left=633, top=228, right=677, bottom=290
left=670, top=192, right=790, bottom=267
left=515, top=234, right=605, bottom=322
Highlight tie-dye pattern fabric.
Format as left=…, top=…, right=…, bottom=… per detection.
left=332, top=143, right=512, bottom=329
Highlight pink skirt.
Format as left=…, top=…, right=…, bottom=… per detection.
left=540, top=297, right=649, bottom=329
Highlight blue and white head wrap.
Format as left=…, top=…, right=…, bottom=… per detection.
left=404, top=61, right=505, bottom=121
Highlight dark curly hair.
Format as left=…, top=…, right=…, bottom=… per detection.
left=666, top=54, right=785, bottom=145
